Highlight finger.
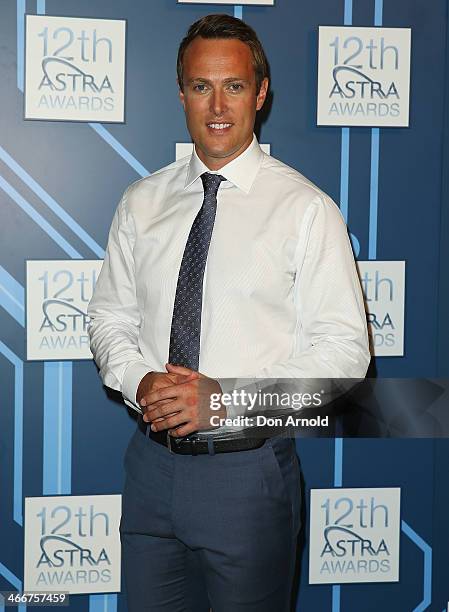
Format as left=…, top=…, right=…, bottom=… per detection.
left=150, top=412, right=180, bottom=425
left=143, top=400, right=182, bottom=422
left=140, top=398, right=171, bottom=411
left=143, top=412, right=178, bottom=424
left=139, top=375, right=190, bottom=407
left=166, top=363, right=199, bottom=379
left=144, top=396, right=172, bottom=408
left=166, top=372, right=192, bottom=385
left=151, top=413, right=188, bottom=432
left=168, top=423, right=196, bottom=437
left=143, top=408, right=176, bottom=423
left=146, top=377, right=200, bottom=406
left=144, top=409, right=181, bottom=424
left=144, top=384, right=182, bottom=406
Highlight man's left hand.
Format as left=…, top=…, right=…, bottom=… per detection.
left=143, top=363, right=226, bottom=437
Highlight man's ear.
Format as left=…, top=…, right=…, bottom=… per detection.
left=256, top=77, right=269, bottom=111
left=178, top=80, right=186, bottom=110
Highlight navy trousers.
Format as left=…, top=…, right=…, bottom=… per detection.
left=120, top=428, right=301, bottom=612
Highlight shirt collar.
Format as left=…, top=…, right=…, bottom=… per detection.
left=184, top=134, right=264, bottom=194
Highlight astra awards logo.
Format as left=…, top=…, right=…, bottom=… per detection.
left=25, top=15, right=126, bottom=122
left=26, top=260, right=103, bottom=360
left=24, top=496, right=121, bottom=595
left=317, top=26, right=411, bottom=127
left=358, top=261, right=405, bottom=357
left=309, top=488, right=401, bottom=584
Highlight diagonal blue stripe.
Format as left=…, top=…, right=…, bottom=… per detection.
left=234, top=6, right=243, bottom=19
left=0, top=174, right=82, bottom=259
left=0, top=265, right=24, bottom=306
left=402, top=520, right=432, bottom=612
left=0, top=283, right=24, bottom=324
left=43, top=362, right=72, bottom=495
left=0, top=341, right=24, bottom=526
left=0, top=568, right=25, bottom=612
left=0, top=561, right=22, bottom=590
left=0, top=266, right=25, bottom=326
left=0, top=145, right=104, bottom=258
left=16, top=0, right=25, bottom=92
left=89, top=123, right=149, bottom=178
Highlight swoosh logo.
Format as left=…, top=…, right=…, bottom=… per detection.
left=323, top=525, right=377, bottom=556
left=332, top=66, right=387, bottom=99
left=41, top=57, right=101, bottom=92
left=41, top=299, right=89, bottom=331
left=40, top=535, right=96, bottom=566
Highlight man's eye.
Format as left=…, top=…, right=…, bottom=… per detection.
left=193, top=84, right=208, bottom=93
left=228, top=83, right=243, bottom=92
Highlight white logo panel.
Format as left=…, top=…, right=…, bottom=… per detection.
left=309, top=488, right=401, bottom=584
left=26, top=260, right=103, bottom=360
left=25, top=15, right=126, bottom=122
left=358, top=260, right=405, bottom=357
left=317, top=26, right=411, bottom=126
left=24, top=495, right=121, bottom=594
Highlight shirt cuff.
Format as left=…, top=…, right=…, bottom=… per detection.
left=122, top=361, right=154, bottom=411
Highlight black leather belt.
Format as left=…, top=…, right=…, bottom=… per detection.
left=137, top=418, right=265, bottom=455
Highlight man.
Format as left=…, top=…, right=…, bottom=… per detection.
left=88, top=13, right=370, bottom=612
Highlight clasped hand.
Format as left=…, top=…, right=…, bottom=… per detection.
left=137, top=364, right=225, bottom=437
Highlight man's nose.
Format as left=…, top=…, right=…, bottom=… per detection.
left=210, top=89, right=227, bottom=117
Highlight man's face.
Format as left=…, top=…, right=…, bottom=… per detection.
left=179, top=37, right=268, bottom=170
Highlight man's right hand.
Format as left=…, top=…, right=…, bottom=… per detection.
left=136, top=371, right=196, bottom=422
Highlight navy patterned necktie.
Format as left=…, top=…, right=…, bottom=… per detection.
left=168, top=172, right=225, bottom=369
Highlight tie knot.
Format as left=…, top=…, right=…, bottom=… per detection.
left=201, top=172, right=225, bottom=195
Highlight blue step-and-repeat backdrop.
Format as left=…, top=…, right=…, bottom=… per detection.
left=1, top=0, right=449, bottom=610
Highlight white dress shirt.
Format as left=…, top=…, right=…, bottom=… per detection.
left=88, top=135, right=370, bottom=417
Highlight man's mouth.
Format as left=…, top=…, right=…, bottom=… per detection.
left=207, top=123, right=232, bottom=131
